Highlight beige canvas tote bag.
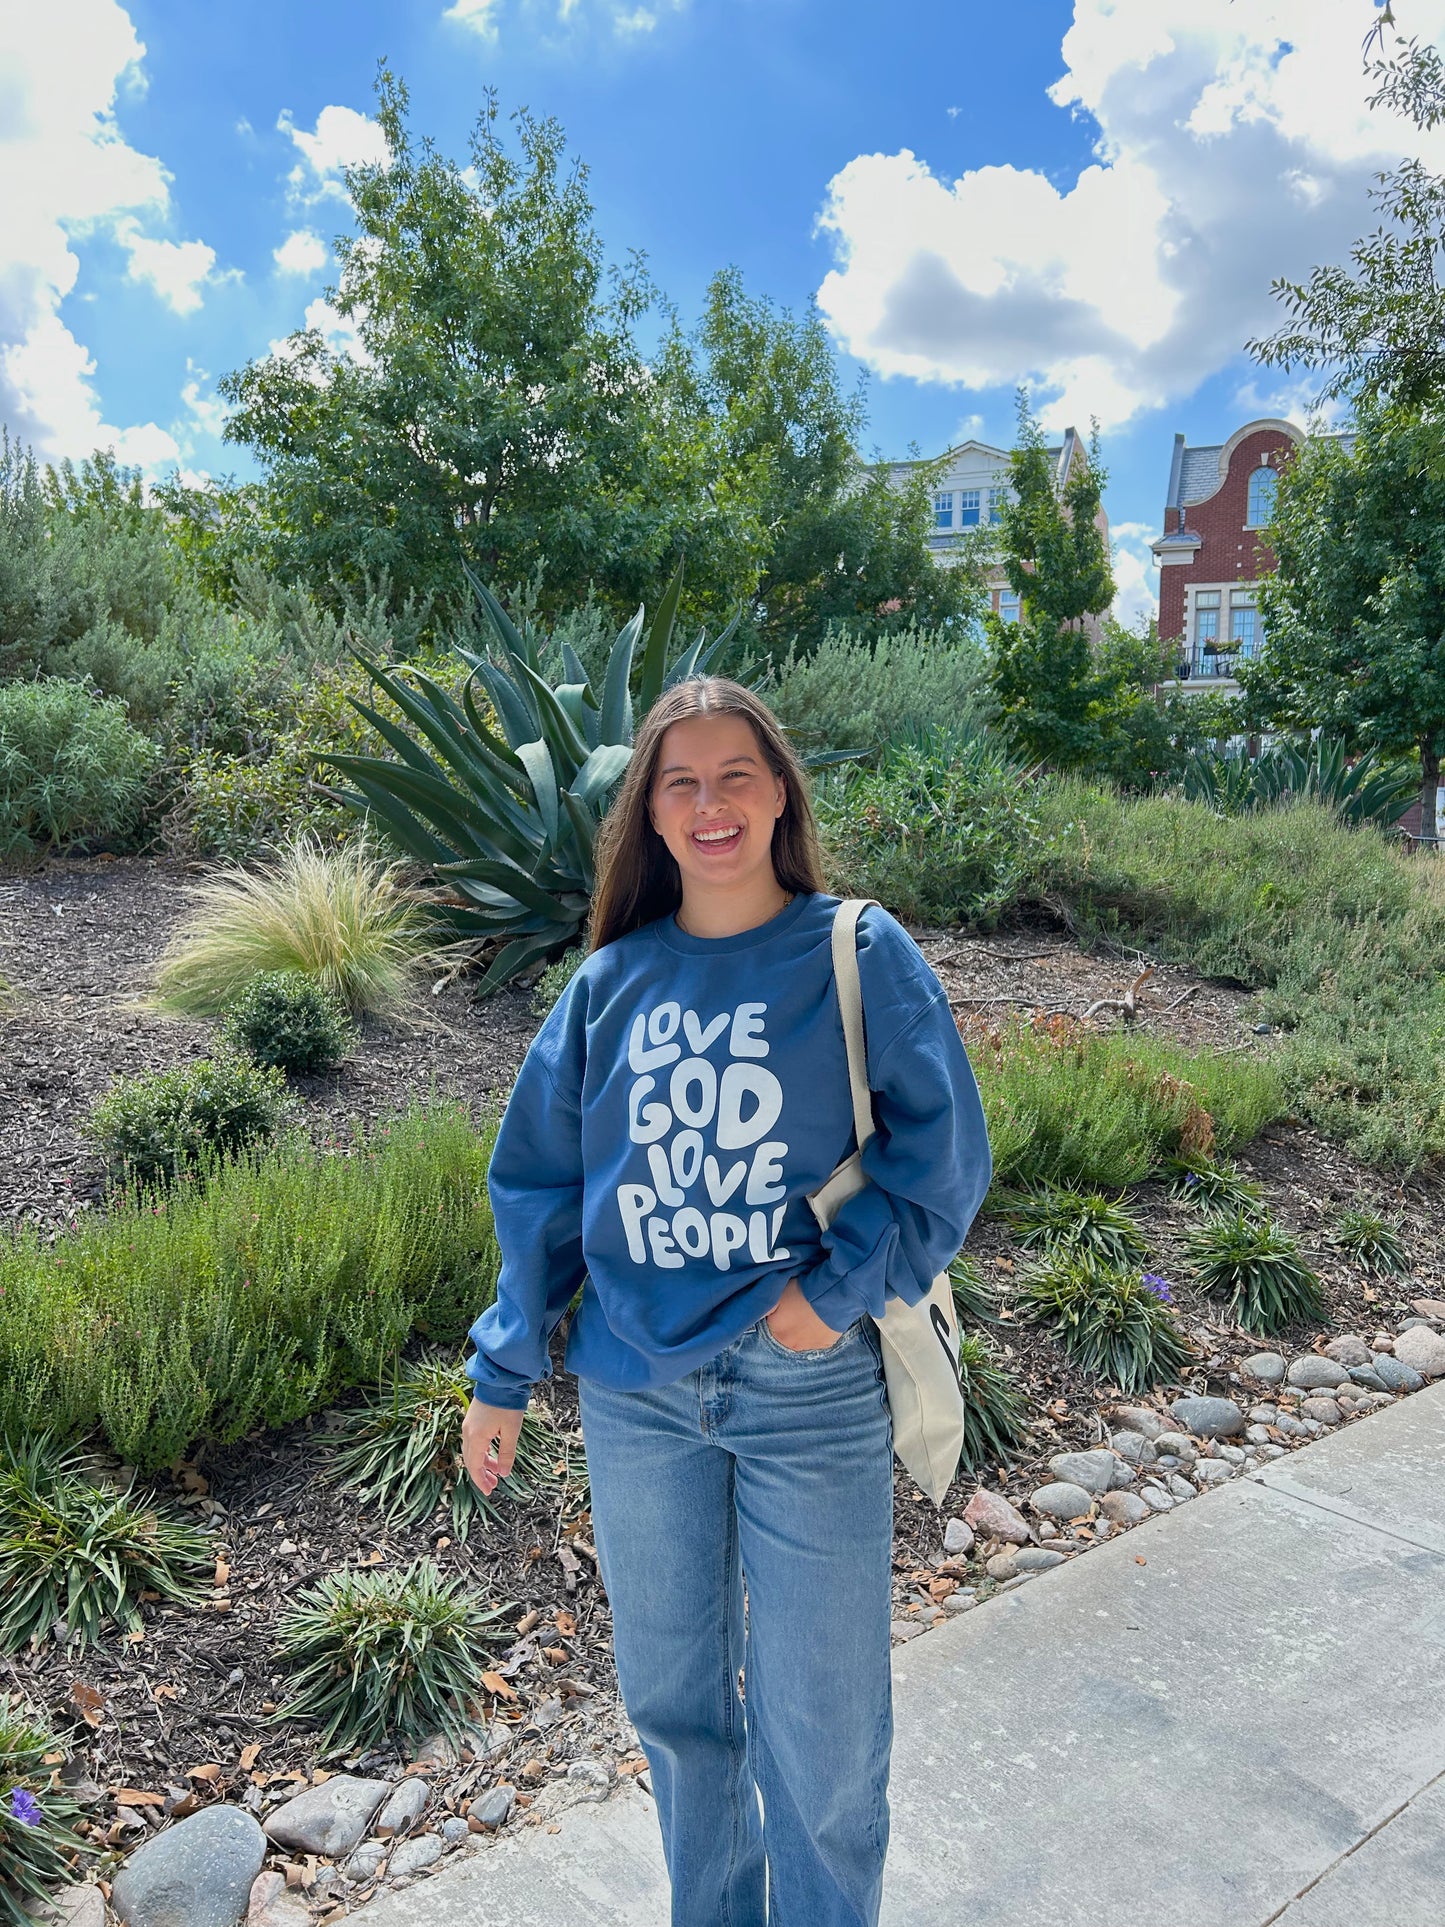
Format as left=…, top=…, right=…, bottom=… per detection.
left=806, top=898, right=969, bottom=1506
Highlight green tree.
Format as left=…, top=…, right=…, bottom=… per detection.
left=1244, top=402, right=1445, bottom=838
left=221, top=70, right=756, bottom=623
left=987, top=399, right=1117, bottom=772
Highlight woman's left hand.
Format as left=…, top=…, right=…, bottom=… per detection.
left=765, top=1277, right=845, bottom=1352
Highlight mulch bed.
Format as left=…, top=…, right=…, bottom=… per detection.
left=3, top=855, right=1443, bottom=1891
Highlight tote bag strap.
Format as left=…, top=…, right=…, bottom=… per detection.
left=831, top=898, right=880, bottom=1154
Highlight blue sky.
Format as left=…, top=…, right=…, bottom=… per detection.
left=4, top=0, right=1437, bottom=622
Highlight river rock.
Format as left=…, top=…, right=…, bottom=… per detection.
left=1109, top=1430, right=1154, bottom=1465
left=1099, top=1488, right=1149, bottom=1526
left=985, top=1551, right=1019, bottom=1581
left=1046, top=1450, right=1119, bottom=1496
left=942, top=1516, right=975, bottom=1556
left=1323, top=1336, right=1373, bottom=1368
left=441, top=1815, right=470, bottom=1848
left=1108, top=1458, right=1139, bottom=1489
left=1347, top=1365, right=1389, bottom=1393
left=1194, top=1458, right=1233, bottom=1485
left=1286, top=1356, right=1349, bottom=1391
left=1300, top=1396, right=1342, bottom=1424
left=342, top=1841, right=386, bottom=1883
left=1153, top=1433, right=1198, bottom=1466
left=471, top=1786, right=516, bottom=1831
left=1167, top=1474, right=1196, bottom=1501
left=111, top=1805, right=265, bottom=1927
left=1242, top=1352, right=1287, bottom=1385
left=1410, top=1297, right=1445, bottom=1321
left=1113, top=1406, right=1167, bottom=1439
left=264, top=1776, right=390, bottom=1857
left=1029, top=1481, right=1095, bottom=1522
left=963, top=1489, right=1032, bottom=1545
left=1138, top=1481, right=1175, bottom=1513
left=376, top=1780, right=429, bottom=1836
left=28, top=1888, right=106, bottom=1927
left=1014, top=1547, right=1068, bottom=1572
left=1169, top=1395, right=1245, bottom=1439
left=1371, top=1352, right=1424, bottom=1394
left=387, top=1834, right=445, bottom=1881
left=1393, top=1325, right=1445, bottom=1379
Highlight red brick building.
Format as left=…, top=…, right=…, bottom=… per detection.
left=1151, top=417, right=1302, bottom=692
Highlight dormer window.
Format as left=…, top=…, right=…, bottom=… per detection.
left=933, top=492, right=954, bottom=529
left=1246, top=465, right=1278, bottom=528
left=958, top=489, right=982, bottom=527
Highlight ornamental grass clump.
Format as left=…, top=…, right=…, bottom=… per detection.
left=1164, top=1154, right=1266, bottom=1217
left=955, top=1332, right=1029, bottom=1474
left=948, top=1254, right=996, bottom=1325
left=1330, top=1206, right=1410, bottom=1277
left=0, top=1694, right=88, bottom=1925
left=1001, top=1183, right=1148, bottom=1266
left=153, top=837, right=429, bottom=1020
left=329, top=1353, right=564, bottom=1540
left=1017, top=1254, right=1195, bottom=1396
left=276, top=1560, right=510, bottom=1754
left=1184, top=1210, right=1327, bottom=1335
left=219, top=969, right=355, bottom=1077
left=0, top=1436, right=210, bottom=1654
left=90, top=1055, right=291, bottom=1190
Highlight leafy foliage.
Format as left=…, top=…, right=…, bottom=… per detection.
left=90, top=1057, right=291, bottom=1190
left=954, top=1332, right=1029, bottom=1474
left=817, top=732, right=1040, bottom=928
left=154, top=838, right=429, bottom=1019
left=1164, top=1155, right=1266, bottom=1217
left=0, top=678, right=157, bottom=858
left=532, top=947, right=586, bottom=1020
left=1001, top=1184, right=1148, bottom=1265
left=276, top=1560, right=509, bottom=1754
left=219, top=971, right=355, bottom=1078
left=1182, top=738, right=1419, bottom=829
left=0, top=1106, right=499, bottom=1471
left=329, top=565, right=736, bottom=992
left=0, top=1693, right=88, bottom=1925
left=329, top=1353, right=566, bottom=1539
left=1184, top=1211, right=1326, bottom=1335
left=762, top=621, right=990, bottom=757
left=948, top=1254, right=996, bottom=1325
left=1330, top=1207, right=1410, bottom=1277
left=1017, top=1255, right=1195, bottom=1395
left=0, top=1435, right=210, bottom=1654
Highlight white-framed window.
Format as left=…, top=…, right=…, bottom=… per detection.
left=1231, top=589, right=1261, bottom=655
left=988, top=487, right=1009, bottom=525
left=933, top=492, right=954, bottom=529
left=958, top=488, right=982, bottom=527
left=1246, top=465, right=1278, bottom=528
left=1193, top=590, right=1221, bottom=654
left=998, top=590, right=1021, bottom=624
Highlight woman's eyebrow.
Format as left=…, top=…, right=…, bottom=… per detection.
left=658, top=754, right=759, bottom=775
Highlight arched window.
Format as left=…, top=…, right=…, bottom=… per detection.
left=1246, top=465, right=1278, bottom=528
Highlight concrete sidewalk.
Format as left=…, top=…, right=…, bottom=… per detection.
left=364, top=1384, right=1445, bottom=1927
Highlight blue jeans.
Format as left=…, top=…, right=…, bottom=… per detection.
left=578, top=1314, right=895, bottom=1927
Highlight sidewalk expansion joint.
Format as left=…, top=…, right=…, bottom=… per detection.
left=1247, top=1471, right=1445, bottom=1558
left=1255, top=1763, right=1445, bottom=1926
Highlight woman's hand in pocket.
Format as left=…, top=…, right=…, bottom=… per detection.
left=765, top=1278, right=844, bottom=1352
left=462, top=1398, right=526, bottom=1497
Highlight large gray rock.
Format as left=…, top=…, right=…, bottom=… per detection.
left=263, top=1775, right=390, bottom=1857
left=1392, top=1325, right=1445, bottom=1379
left=1137, top=1480, right=1175, bottom=1513
left=1194, top=1458, right=1234, bottom=1485
left=1029, top=1481, right=1095, bottom=1522
left=471, top=1785, right=516, bottom=1830
left=111, top=1805, right=265, bottom=1927
left=1108, top=1430, right=1153, bottom=1465
left=1169, top=1395, right=1245, bottom=1439
left=1046, top=1450, right=1119, bottom=1496
left=1301, top=1397, right=1342, bottom=1425
left=1323, top=1336, right=1373, bottom=1368
left=386, top=1834, right=445, bottom=1880
left=1286, top=1356, right=1350, bottom=1391
left=1099, top=1490, right=1150, bottom=1527
left=1242, top=1352, right=1287, bottom=1385
left=1347, top=1365, right=1389, bottom=1393
left=1371, top=1352, right=1424, bottom=1394
left=1112, top=1406, right=1166, bottom=1440
left=962, top=1489, right=1032, bottom=1545
left=376, top=1779, right=429, bottom=1836
left=1013, top=1547, right=1068, bottom=1572
left=1153, top=1433, right=1198, bottom=1466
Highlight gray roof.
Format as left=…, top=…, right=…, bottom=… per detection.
left=1178, top=445, right=1224, bottom=506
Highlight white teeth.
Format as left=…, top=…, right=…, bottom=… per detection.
left=694, top=827, right=739, bottom=843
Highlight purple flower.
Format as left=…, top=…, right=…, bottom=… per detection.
left=8, top=1787, right=42, bottom=1827
left=1142, top=1273, right=1174, bottom=1304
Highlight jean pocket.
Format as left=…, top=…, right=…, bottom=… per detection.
left=757, top=1313, right=866, bottom=1362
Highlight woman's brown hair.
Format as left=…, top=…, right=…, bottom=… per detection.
left=589, top=677, right=825, bottom=950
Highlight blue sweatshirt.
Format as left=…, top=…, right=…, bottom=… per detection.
left=465, top=891, right=992, bottom=1409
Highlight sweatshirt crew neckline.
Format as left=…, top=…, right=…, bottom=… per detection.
left=654, top=888, right=815, bottom=957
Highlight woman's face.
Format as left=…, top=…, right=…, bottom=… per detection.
left=648, top=712, right=787, bottom=898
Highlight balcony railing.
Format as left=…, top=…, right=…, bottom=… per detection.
left=1172, top=641, right=1261, bottom=681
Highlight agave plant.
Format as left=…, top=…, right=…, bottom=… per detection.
left=1181, top=738, right=1416, bottom=829
left=325, top=565, right=740, bottom=993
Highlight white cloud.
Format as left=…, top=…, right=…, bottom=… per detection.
left=268, top=297, right=370, bottom=374
left=279, top=104, right=389, bottom=204
left=443, top=0, right=683, bottom=40
left=0, top=0, right=225, bottom=467
left=1110, top=520, right=1159, bottom=630
left=442, top=0, right=501, bottom=38
left=817, top=0, right=1445, bottom=431
left=180, top=363, right=229, bottom=439
left=273, top=228, right=329, bottom=278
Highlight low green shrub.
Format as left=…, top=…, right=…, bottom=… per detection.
left=90, top=1056, right=291, bottom=1189
left=0, top=1105, right=499, bottom=1470
left=1017, top=1254, right=1195, bottom=1395
left=764, top=623, right=990, bottom=756
left=955, top=1332, right=1029, bottom=1474
left=154, top=838, right=431, bottom=1020
left=1164, top=1154, right=1266, bottom=1216
left=276, top=1560, right=509, bottom=1754
left=329, top=1353, right=563, bottom=1539
left=0, top=1693, right=88, bottom=1925
left=948, top=1254, right=996, bottom=1325
left=1184, top=1211, right=1326, bottom=1335
left=219, top=971, right=355, bottom=1077
left=0, top=1435, right=210, bottom=1654
left=532, top=947, right=585, bottom=1020
left=818, top=734, right=1040, bottom=928
left=970, top=1017, right=1282, bottom=1191
left=1330, top=1207, right=1409, bottom=1277
left=1000, top=1184, right=1148, bottom=1266
left=0, top=678, right=158, bottom=858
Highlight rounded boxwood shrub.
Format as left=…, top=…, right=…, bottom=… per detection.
left=0, top=677, right=158, bottom=858
left=219, top=969, right=354, bottom=1076
left=90, top=1055, right=291, bottom=1189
